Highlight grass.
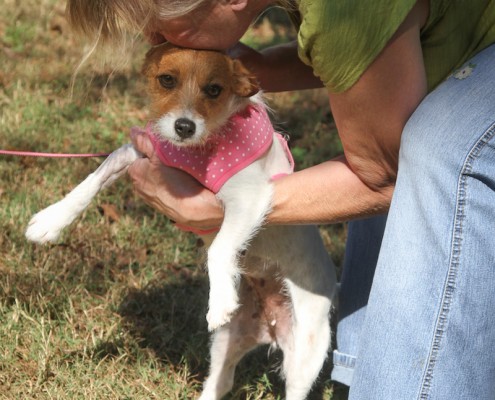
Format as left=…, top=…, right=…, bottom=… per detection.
left=0, top=1, right=348, bottom=399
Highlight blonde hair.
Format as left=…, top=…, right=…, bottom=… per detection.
left=66, top=0, right=297, bottom=45
left=66, top=0, right=156, bottom=45
left=65, top=0, right=298, bottom=81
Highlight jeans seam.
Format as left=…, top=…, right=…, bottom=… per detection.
left=418, top=121, right=495, bottom=400
left=333, top=350, right=357, bottom=368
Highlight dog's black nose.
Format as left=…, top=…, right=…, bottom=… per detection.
left=175, top=118, right=196, bottom=139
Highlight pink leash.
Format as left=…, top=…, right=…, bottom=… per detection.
left=0, top=149, right=109, bottom=158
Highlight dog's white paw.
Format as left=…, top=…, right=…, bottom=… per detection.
left=206, top=293, right=239, bottom=331
left=197, top=392, right=216, bottom=400
left=25, top=202, right=74, bottom=244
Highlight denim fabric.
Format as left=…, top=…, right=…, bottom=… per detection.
left=332, top=43, right=495, bottom=400
left=332, top=215, right=387, bottom=386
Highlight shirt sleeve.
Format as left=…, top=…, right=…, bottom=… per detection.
left=297, top=0, right=416, bottom=93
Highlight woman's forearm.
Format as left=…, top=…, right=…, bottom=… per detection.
left=259, top=42, right=324, bottom=92
left=234, top=41, right=324, bottom=92
left=268, top=1, right=429, bottom=225
left=269, top=155, right=392, bottom=225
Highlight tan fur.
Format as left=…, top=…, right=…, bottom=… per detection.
left=143, top=43, right=259, bottom=137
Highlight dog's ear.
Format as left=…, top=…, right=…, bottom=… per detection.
left=141, top=43, right=173, bottom=76
left=231, top=59, right=259, bottom=98
left=141, top=46, right=160, bottom=76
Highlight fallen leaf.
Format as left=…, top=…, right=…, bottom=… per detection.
left=99, top=203, right=121, bottom=222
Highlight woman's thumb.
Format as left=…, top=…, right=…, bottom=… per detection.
left=130, top=126, right=156, bottom=159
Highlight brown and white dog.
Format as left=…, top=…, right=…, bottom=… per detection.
left=26, top=43, right=337, bottom=400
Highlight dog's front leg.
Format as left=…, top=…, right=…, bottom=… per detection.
left=206, top=164, right=273, bottom=331
left=26, top=144, right=141, bottom=243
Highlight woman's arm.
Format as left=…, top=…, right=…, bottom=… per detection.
left=230, top=41, right=324, bottom=92
left=268, top=0, right=429, bottom=224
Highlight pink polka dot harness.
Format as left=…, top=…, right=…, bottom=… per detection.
left=147, top=105, right=294, bottom=194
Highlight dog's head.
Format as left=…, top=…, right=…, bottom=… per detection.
left=142, top=43, right=259, bottom=146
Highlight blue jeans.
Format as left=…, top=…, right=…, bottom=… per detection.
left=332, top=43, right=495, bottom=399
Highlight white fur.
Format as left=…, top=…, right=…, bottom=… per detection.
left=26, top=99, right=337, bottom=400
left=154, top=109, right=207, bottom=145
left=26, top=144, right=141, bottom=243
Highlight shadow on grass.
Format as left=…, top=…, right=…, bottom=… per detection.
left=116, top=275, right=348, bottom=399
left=0, top=255, right=347, bottom=398
left=118, top=277, right=211, bottom=374
left=117, top=277, right=284, bottom=397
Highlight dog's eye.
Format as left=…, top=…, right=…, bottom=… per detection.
left=158, top=74, right=176, bottom=89
left=204, top=84, right=223, bottom=99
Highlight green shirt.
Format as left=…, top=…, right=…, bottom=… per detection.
left=297, top=0, right=495, bottom=93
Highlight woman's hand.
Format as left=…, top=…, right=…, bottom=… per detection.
left=128, top=129, right=224, bottom=229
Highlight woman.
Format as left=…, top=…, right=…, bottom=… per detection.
left=66, top=1, right=495, bottom=398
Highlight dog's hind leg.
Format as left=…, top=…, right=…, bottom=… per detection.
left=199, top=327, right=247, bottom=400
left=26, top=144, right=141, bottom=243
left=258, top=226, right=335, bottom=400
left=200, top=279, right=272, bottom=400
left=280, top=279, right=333, bottom=400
